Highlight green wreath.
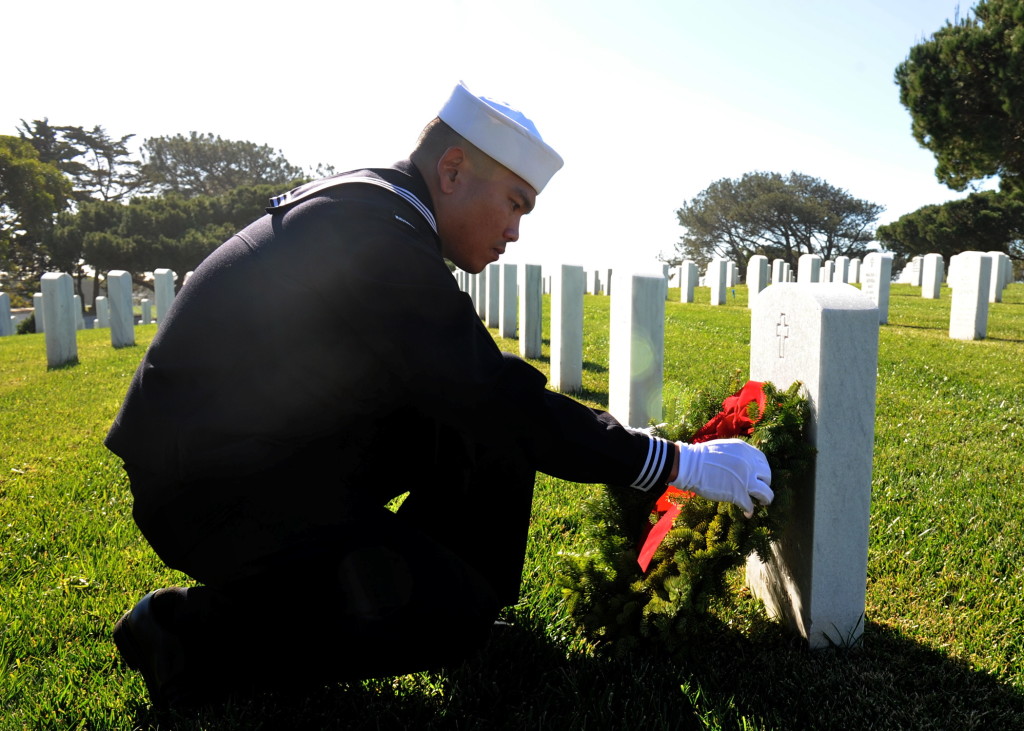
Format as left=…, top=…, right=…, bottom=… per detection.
left=558, top=379, right=815, bottom=657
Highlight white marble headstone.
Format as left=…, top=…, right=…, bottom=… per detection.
left=609, top=274, right=667, bottom=427
left=94, top=296, right=110, bottom=329
left=41, top=273, right=78, bottom=368
left=679, top=261, right=698, bottom=304
left=949, top=252, right=991, bottom=341
left=153, top=268, right=176, bottom=325
left=833, top=256, right=850, bottom=284
left=797, top=254, right=822, bottom=284
left=709, top=259, right=728, bottom=306
left=747, top=255, right=770, bottom=309
left=0, top=293, right=12, bottom=337
left=986, top=251, right=1009, bottom=303
left=551, top=264, right=585, bottom=393
left=860, top=253, right=893, bottom=325
left=771, top=258, right=786, bottom=285
left=921, top=253, right=944, bottom=299
left=519, top=264, right=541, bottom=358
left=486, top=264, right=500, bottom=328
left=474, top=271, right=487, bottom=320
left=107, top=270, right=136, bottom=348
left=73, top=295, right=85, bottom=331
left=33, top=292, right=45, bottom=333
left=746, top=283, right=879, bottom=649
left=500, top=263, right=517, bottom=339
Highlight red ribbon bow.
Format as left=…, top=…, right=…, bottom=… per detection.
left=636, top=380, right=766, bottom=572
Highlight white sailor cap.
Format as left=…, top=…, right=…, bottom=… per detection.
left=438, top=81, right=564, bottom=194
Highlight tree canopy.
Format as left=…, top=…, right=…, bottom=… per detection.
left=876, top=190, right=1024, bottom=264
left=18, top=119, right=142, bottom=203
left=3, top=118, right=318, bottom=303
left=0, top=135, right=72, bottom=286
left=672, top=171, right=883, bottom=272
left=60, top=183, right=283, bottom=290
left=895, top=0, right=1024, bottom=192
left=140, top=132, right=305, bottom=198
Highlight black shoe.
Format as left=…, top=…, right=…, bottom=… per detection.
left=113, top=588, right=197, bottom=707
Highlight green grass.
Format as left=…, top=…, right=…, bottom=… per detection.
left=2, top=283, right=1023, bottom=729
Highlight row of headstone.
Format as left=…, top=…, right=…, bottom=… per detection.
left=456, top=267, right=616, bottom=299
left=860, top=250, right=1002, bottom=341
left=459, top=250, right=1013, bottom=405
left=889, top=250, right=1013, bottom=340
left=461, top=261, right=754, bottom=306
left=896, top=256, right=923, bottom=286
left=901, top=250, right=1011, bottom=292
left=900, top=251, right=1013, bottom=304
left=730, top=250, right=1012, bottom=341
left=458, top=255, right=881, bottom=315
left=673, top=254, right=869, bottom=310
left=457, top=263, right=550, bottom=359
left=788, top=254, right=863, bottom=286
left=457, top=264, right=670, bottom=422
left=583, top=268, right=614, bottom=296
left=951, top=250, right=1013, bottom=303
left=27, top=269, right=178, bottom=368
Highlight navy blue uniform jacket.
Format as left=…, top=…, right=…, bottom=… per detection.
left=105, top=161, right=674, bottom=534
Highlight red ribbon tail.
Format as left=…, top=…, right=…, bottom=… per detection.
left=637, top=503, right=681, bottom=572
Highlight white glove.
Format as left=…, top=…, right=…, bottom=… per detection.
left=671, top=438, right=773, bottom=518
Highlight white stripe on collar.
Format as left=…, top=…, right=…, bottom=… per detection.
left=269, top=176, right=437, bottom=234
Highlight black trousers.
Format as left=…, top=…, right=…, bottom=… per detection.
left=127, top=432, right=537, bottom=691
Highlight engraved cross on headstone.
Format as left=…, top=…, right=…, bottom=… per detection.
left=776, top=313, right=790, bottom=358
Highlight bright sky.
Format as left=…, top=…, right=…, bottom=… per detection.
left=4, top=0, right=975, bottom=275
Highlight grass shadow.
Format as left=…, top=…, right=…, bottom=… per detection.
left=114, top=613, right=1024, bottom=730
left=984, top=335, right=1024, bottom=343
left=664, top=615, right=1024, bottom=730
left=46, top=358, right=81, bottom=371
left=572, top=386, right=608, bottom=409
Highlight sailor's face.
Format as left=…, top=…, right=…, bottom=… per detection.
left=437, top=152, right=536, bottom=274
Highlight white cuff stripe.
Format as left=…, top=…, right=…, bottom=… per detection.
left=631, top=436, right=669, bottom=491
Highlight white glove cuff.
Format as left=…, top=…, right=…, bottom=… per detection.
left=672, top=441, right=703, bottom=490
